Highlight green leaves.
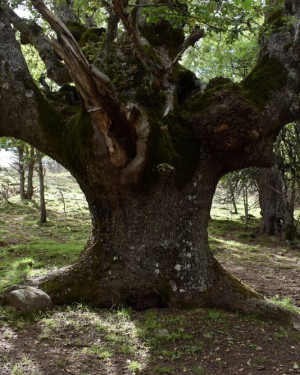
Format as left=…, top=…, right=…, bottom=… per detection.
left=233, top=0, right=252, bottom=11
left=242, top=0, right=252, bottom=11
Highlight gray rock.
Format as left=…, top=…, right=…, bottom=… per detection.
left=6, top=286, right=52, bottom=313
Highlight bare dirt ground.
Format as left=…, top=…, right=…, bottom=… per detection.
left=221, top=247, right=300, bottom=307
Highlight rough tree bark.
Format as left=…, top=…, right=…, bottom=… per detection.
left=0, top=0, right=300, bottom=323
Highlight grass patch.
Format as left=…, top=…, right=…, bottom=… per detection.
left=0, top=170, right=90, bottom=293
left=269, top=296, right=299, bottom=313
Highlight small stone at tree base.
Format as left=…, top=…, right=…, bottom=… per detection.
left=6, top=286, right=52, bottom=313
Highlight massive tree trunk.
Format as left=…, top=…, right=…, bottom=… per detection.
left=36, top=157, right=293, bottom=320
left=0, top=0, right=300, bottom=323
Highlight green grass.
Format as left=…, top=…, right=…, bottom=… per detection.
left=154, top=367, right=173, bottom=374
left=269, top=296, right=299, bottom=313
left=0, top=170, right=90, bottom=293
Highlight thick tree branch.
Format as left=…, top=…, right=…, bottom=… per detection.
left=53, top=0, right=76, bottom=24
left=32, top=0, right=140, bottom=169
left=3, top=6, right=71, bottom=85
left=31, top=1, right=118, bottom=108
left=180, top=2, right=300, bottom=173
left=172, top=26, right=205, bottom=66
left=0, top=11, right=65, bottom=164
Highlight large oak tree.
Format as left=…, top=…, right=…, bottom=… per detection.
left=1, top=0, right=299, bottom=321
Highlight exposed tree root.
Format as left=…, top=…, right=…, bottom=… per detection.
left=3, top=257, right=297, bottom=328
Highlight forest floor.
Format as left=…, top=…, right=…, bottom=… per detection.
left=0, top=170, right=299, bottom=375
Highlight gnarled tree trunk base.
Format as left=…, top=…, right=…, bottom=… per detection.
left=27, top=251, right=299, bottom=327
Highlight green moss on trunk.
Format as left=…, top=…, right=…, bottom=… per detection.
left=66, top=21, right=86, bottom=41
left=79, top=28, right=105, bottom=46
left=143, top=112, right=200, bottom=188
left=140, top=19, right=184, bottom=58
left=264, top=9, right=288, bottom=28
left=29, top=82, right=94, bottom=173
left=242, top=55, right=287, bottom=109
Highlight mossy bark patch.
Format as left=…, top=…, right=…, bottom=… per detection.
left=65, top=21, right=86, bottom=41
left=140, top=19, right=184, bottom=58
left=264, top=9, right=288, bottom=28
left=242, top=55, right=287, bottom=110
left=183, top=56, right=286, bottom=115
left=29, top=82, right=94, bottom=172
left=182, top=81, right=255, bottom=115
left=65, top=104, right=94, bottom=163
left=79, top=28, right=105, bottom=47
left=175, top=66, right=197, bottom=103
left=144, top=113, right=200, bottom=188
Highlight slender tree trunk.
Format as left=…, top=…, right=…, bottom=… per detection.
left=227, top=180, right=238, bottom=214
left=231, top=192, right=238, bottom=215
left=25, top=146, right=35, bottom=199
left=243, top=185, right=249, bottom=229
left=17, top=145, right=26, bottom=200
left=37, top=150, right=46, bottom=224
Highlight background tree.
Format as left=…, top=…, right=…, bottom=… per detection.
left=25, top=145, right=35, bottom=199
left=257, top=123, right=300, bottom=239
left=0, top=138, right=36, bottom=200
left=36, top=150, right=47, bottom=224
left=0, top=138, right=48, bottom=222
left=1, top=0, right=300, bottom=322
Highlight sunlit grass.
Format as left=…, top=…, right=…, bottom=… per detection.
left=268, top=296, right=299, bottom=313
left=0, top=170, right=90, bottom=293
